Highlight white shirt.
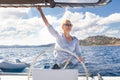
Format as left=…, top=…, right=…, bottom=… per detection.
left=48, top=25, right=81, bottom=64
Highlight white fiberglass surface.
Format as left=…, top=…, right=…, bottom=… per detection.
left=54, top=0, right=99, bottom=3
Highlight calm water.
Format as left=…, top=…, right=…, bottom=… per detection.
left=0, top=45, right=120, bottom=76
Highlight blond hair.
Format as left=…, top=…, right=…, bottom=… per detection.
left=61, top=19, right=71, bottom=27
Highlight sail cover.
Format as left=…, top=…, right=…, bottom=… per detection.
left=0, top=0, right=112, bottom=8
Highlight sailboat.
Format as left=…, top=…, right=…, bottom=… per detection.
left=0, top=0, right=115, bottom=80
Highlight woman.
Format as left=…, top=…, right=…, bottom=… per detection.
left=37, top=7, right=83, bottom=69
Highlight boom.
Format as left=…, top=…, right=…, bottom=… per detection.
left=0, top=0, right=111, bottom=8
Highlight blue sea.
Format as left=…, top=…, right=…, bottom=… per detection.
left=0, top=45, right=120, bottom=76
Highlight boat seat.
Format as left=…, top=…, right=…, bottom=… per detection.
left=32, top=69, right=78, bottom=80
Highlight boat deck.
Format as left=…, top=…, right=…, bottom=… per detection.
left=0, top=75, right=120, bottom=80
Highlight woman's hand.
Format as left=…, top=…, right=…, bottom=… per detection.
left=36, top=6, right=42, bottom=11
left=78, top=56, right=84, bottom=63
left=36, top=6, right=41, bottom=9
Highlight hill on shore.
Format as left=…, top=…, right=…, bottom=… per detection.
left=79, top=35, right=120, bottom=46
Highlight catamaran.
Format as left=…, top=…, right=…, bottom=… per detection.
left=1, top=0, right=118, bottom=80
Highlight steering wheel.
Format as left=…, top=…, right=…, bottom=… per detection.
left=28, top=47, right=89, bottom=80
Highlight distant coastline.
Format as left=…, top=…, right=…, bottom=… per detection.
left=79, top=35, right=120, bottom=46
left=0, top=43, right=54, bottom=48
left=0, top=35, right=120, bottom=47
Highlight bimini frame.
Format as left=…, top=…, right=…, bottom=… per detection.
left=0, top=0, right=111, bottom=8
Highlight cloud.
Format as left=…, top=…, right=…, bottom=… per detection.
left=0, top=8, right=29, bottom=19
left=0, top=8, right=58, bottom=45
left=98, top=13, right=120, bottom=25
left=0, top=8, right=120, bottom=45
left=105, top=30, right=119, bottom=35
left=65, top=11, right=120, bottom=39
left=104, top=29, right=120, bottom=38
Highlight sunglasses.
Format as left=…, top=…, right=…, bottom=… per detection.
left=63, top=24, right=73, bottom=27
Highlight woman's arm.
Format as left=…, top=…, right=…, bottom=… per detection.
left=36, top=7, right=50, bottom=27
left=36, top=7, right=60, bottom=39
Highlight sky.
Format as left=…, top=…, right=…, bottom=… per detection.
left=0, top=0, right=120, bottom=45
